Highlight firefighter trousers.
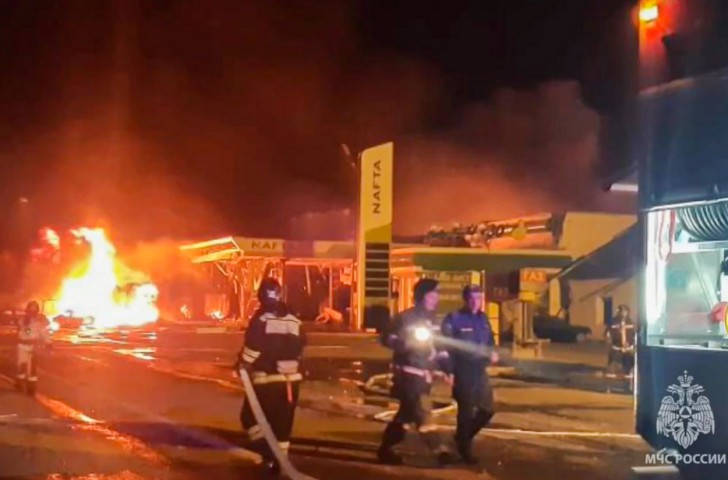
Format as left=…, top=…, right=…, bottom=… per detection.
left=17, top=344, right=37, bottom=383
left=607, top=350, right=634, bottom=376
left=454, top=375, right=494, bottom=453
left=240, top=379, right=300, bottom=461
left=380, top=382, right=447, bottom=455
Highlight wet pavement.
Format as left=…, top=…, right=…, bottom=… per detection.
left=0, top=329, right=649, bottom=480
left=0, top=381, right=181, bottom=479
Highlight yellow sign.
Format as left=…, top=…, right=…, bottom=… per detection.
left=356, top=142, right=393, bottom=329
left=519, top=291, right=537, bottom=302
left=423, top=271, right=472, bottom=284
left=359, top=143, right=393, bottom=242
left=520, top=268, right=548, bottom=296
left=237, top=238, right=285, bottom=256
left=511, top=220, right=528, bottom=240
left=520, top=269, right=547, bottom=284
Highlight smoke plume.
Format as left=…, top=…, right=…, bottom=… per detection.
left=394, top=81, right=635, bottom=234
left=0, top=1, right=633, bottom=247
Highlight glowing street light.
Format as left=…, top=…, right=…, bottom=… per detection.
left=639, top=4, right=659, bottom=24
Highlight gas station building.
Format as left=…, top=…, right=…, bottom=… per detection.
left=179, top=211, right=635, bottom=346
left=179, top=142, right=636, bottom=345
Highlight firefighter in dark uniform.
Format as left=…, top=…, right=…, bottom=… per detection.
left=236, top=278, right=306, bottom=474
left=606, top=305, right=635, bottom=376
left=441, top=285, right=497, bottom=464
left=377, top=278, right=450, bottom=465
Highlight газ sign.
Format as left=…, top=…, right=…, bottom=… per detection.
left=520, top=269, right=547, bottom=284
left=520, top=268, right=548, bottom=295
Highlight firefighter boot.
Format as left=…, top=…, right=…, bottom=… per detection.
left=455, top=433, right=479, bottom=466
left=470, top=410, right=494, bottom=440
left=377, top=447, right=404, bottom=466
left=437, top=450, right=456, bottom=466
left=457, top=442, right=479, bottom=465
left=377, top=422, right=405, bottom=465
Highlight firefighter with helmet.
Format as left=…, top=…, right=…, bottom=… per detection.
left=236, top=278, right=306, bottom=475
left=378, top=278, right=452, bottom=465
left=16, top=301, right=52, bottom=394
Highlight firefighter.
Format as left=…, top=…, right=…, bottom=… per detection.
left=377, top=278, right=451, bottom=465
left=441, top=285, right=497, bottom=464
left=236, top=278, right=305, bottom=475
left=606, top=305, right=635, bottom=377
left=16, top=301, right=52, bottom=394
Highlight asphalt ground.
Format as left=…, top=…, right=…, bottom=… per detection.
left=0, top=328, right=651, bottom=480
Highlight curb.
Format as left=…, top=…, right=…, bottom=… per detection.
left=488, top=366, right=517, bottom=377
left=159, top=325, right=242, bottom=334
left=195, top=327, right=229, bottom=334
left=305, top=332, right=378, bottom=338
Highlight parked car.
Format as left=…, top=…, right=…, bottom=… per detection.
left=533, top=316, right=592, bottom=343
left=500, top=316, right=592, bottom=343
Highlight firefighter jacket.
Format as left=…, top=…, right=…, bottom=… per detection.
left=17, top=315, right=51, bottom=347
left=606, top=319, right=635, bottom=352
left=239, top=304, right=306, bottom=385
left=441, top=308, right=495, bottom=385
left=382, top=305, right=443, bottom=394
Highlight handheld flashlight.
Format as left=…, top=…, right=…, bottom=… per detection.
left=414, top=326, right=432, bottom=342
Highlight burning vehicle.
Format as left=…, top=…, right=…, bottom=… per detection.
left=28, top=227, right=160, bottom=335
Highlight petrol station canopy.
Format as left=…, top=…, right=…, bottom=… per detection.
left=179, top=236, right=355, bottom=265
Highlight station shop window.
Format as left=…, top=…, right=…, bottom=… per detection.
left=645, top=205, right=728, bottom=349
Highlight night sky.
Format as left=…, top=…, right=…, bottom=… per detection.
left=0, top=0, right=637, bottom=248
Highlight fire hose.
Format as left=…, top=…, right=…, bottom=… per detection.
left=362, top=327, right=502, bottom=421
left=238, top=368, right=317, bottom=480
left=678, top=202, right=728, bottom=241
left=361, top=373, right=457, bottom=422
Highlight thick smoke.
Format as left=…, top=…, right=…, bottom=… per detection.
left=394, top=81, right=635, bottom=235
left=0, top=0, right=445, bottom=241
left=0, top=2, right=633, bottom=248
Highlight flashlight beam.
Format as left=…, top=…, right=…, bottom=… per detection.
left=434, top=334, right=497, bottom=358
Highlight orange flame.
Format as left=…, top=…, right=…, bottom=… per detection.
left=53, top=228, right=159, bottom=329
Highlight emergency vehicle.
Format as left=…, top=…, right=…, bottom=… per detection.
left=631, top=1, right=728, bottom=478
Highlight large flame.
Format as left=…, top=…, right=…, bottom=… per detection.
left=54, top=228, right=159, bottom=329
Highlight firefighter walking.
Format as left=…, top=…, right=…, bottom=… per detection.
left=441, top=285, right=497, bottom=464
left=16, top=301, right=52, bottom=394
left=377, top=278, right=451, bottom=465
left=236, top=278, right=305, bottom=475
